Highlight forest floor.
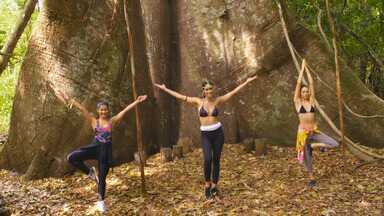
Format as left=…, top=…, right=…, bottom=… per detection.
left=0, top=143, right=383, bottom=215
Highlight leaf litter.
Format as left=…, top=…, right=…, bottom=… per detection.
left=0, top=144, right=383, bottom=215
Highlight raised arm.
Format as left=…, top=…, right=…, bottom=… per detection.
left=50, top=84, right=95, bottom=126
left=216, top=75, right=258, bottom=104
left=70, top=99, right=95, bottom=126
left=154, top=83, right=200, bottom=105
left=294, top=59, right=306, bottom=103
left=111, top=95, right=147, bottom=125
left=305, top=65, right=315, bottom=103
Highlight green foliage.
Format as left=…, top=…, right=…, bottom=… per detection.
left=0, top=0, right=37, bottom=133
left=0, top=69, right=18, bottom=133
left=287, top=0, right=384, bottom=97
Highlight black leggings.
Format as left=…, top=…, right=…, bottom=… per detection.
left=67, top=141, right=110, bottom=200
left=201, top=127, right=224, bottom=184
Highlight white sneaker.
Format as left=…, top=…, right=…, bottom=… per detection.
left=88, top=167, right=99, bottom=184
left=96, top=200, right=107, bottom=213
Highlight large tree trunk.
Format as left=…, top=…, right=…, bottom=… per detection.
left=173, top=0, right=384, bottom=148
left=0, top=0, right=158, bottom=179
left=1, top=0, right=384, bottom=178
left=139, top=0, right=176, bottom=148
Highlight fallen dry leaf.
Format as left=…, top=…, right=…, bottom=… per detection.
left=0, top=144, right=383, bottom=215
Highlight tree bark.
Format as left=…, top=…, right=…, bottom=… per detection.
left=160, top=147, right=172, bottom=162
left=172, top=145, right=183, bottom=159
left=140, top=0, right=175, bottom=148
left=242, top=138, right=254, bottom=153
left=123, top=0, right=146, bottom=194
left=1, top=0, right=384, bottom=178
left=0, top=0, right=157, bottom=178
left=174, top=0, right=384, bottom=150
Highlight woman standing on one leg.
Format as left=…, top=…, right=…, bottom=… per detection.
left=155, top=76, right=257, bottom=199
left=294, top=59, right=339, bottom=187
left=51, top=85, right=147, bottom=212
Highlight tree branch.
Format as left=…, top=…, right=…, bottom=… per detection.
left=316, top=9, right=332, bottom=53
left=339, top=23, right=384, bottom=71
left=0, top=0, right=38, bottom=75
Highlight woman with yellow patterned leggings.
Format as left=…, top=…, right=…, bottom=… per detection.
left=294, top=59, right=339, bottom=187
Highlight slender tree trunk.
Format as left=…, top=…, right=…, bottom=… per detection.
left=123, top=0, right=146, bottom=194
left=0, top=0, right=38, bottom=75
left=326, top=0, right=345, bottom=150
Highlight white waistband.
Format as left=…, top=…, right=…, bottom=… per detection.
left=200, top=122, right=222, bottom=131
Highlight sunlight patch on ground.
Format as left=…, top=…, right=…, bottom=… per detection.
left=107, top=176, right=123, bottom=186
left=0, top=144, right=383, bottom=215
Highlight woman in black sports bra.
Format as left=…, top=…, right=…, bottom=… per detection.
left=294, top=59, right=339, bottom=188
left=155, top=76, right=257, bottom=199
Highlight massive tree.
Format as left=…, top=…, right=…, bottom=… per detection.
left=0, top=0, right=159, bottom=179
left=140, top=0, right=178, bottom=148
left=174, top=0, right=384, bottom=149
left=1, top=0, right=384, bottom=179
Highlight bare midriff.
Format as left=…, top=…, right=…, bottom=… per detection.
left=199, top=116, right=220, bottom=126
left=298, top=113, right=316, bottom=130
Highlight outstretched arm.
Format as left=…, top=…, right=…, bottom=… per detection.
left=154, top=83, right=200, bottom=105
left=294, top=59, right=306, bottom=103
left=216, top=75, right=258, bottom=104
left=305, top=65, right=316, bottom=103
left=111, top=95, right=147, bottom=125
left=50, top=84, right=95, bottom=126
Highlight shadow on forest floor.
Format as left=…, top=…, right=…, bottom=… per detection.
left=0, top=143, right=383, bottom=215
left=0, top=133, right=7, bottom=153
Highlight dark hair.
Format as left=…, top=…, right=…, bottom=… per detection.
left=202, top=79, right=214, bottom=89
left=202, top=80, right=214, bottom=98
left=300, top=85, right=310, bottom=99
left=300, top=84, right=308, bottom=90
left=96, top=100, right=110, bottom=110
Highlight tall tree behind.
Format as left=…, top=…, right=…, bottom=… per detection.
left=173, top=0, right=384, bottom=149
left=2, top=0, right=384, bottom=179
left=140, top=0, right=176, bottom=148
left=0, top=0, right=157, bottom=179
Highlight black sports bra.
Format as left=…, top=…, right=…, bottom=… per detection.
left=298, top=105, right=315, bottom=114
left=199, top=101, right=219, bottom=117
